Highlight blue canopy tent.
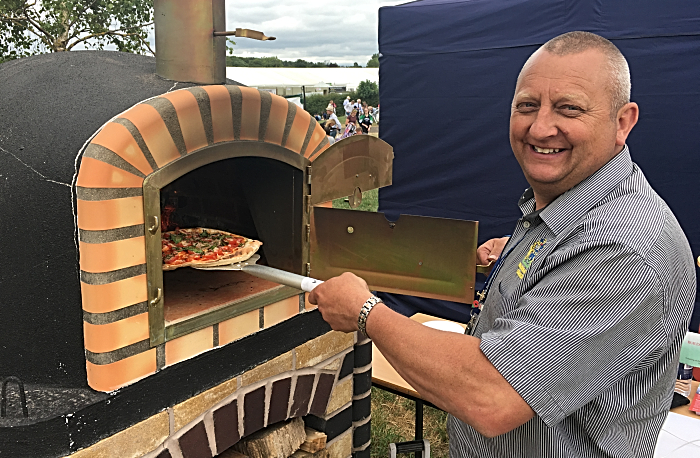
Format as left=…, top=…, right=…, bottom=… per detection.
left=376, top=0, right=700, bottom=330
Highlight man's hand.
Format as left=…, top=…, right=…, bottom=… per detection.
left=308, top=272, right=373, bottom=333
left=476, top=237, right=510, bottom=273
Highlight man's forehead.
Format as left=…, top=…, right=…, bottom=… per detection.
left=515, top=50, right=609, bottom=98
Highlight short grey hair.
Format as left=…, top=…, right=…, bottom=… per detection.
left=521, top=31, right=631, bottom=117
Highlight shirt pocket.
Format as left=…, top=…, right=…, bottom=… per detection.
left=497, top=278, right=521, bottom=316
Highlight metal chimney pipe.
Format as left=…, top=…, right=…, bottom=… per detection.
left=154, top=0, right=227, bottom=84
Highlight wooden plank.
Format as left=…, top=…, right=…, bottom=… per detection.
left=299, top=427, right=327, bottom=453
left=233, top=417, right=306, bottom=458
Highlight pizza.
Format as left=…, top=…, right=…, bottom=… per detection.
left=161, top=228, right=262, bottom=271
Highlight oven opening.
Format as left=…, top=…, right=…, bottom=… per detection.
left=158, top=156, right=304, bottom=325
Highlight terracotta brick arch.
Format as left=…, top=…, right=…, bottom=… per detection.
left=76, top=86, right=329, bottom=391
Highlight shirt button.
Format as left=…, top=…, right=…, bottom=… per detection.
left=523, top=221, right=531, bottom=228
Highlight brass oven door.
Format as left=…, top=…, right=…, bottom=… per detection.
left=309, top=135, right=478, bottom=303
left=310, top=207, right=478, bottom=303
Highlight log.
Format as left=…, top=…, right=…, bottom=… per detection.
left=290, top=449, right=330, bottom=458
left=299, top=427, right=327, bottom=453
left=217, top=449, right=249, bottom=458
left=233, top=417, right=306, bottom=458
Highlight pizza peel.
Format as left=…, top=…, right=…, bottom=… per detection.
left=192, top=254, right=324, bottom=292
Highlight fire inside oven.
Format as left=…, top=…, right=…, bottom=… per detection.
left=155, top=156, right=303, bottom=332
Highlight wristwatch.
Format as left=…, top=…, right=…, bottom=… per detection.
left=358, top=295, right=383, bottom=339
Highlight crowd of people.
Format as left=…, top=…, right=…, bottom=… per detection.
left=315, top=96, right=379, bottom=144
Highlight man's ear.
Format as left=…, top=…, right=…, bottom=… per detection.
left=616, top=102, right=639, bottom=147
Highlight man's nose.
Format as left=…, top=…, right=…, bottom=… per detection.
left=529, top=107, right=558, bottom=139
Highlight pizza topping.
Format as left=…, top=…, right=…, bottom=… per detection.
left=161, top=228, right=262, bottom=270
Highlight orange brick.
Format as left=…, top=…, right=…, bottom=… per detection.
left=161, top=90, right=208, bottom=153
left=264, top=295, right=299, bottom=328
left=219, top=309, right=260, bottom=346
left=83, top=313, right=149, bottom=353
left=165, top=327, right=214, bottom=366
left=303, top=123, right=328, bottom=159
left=79, top=237, right=145, bottom=273
left=239, top=87, right=261, bottom=141
left=203, top=85, right=235, bottom=143
left=285, top=109, right=311, bottom=154
left=81, top=275, right=148, bottom=314
left=309, top=142, right=330, bottom=161
left=265, top=94, right=289, bottom=145
left=91, top=122, right=154, bottom=175
left=76, top=196, right=144, bottom=231
left=120, top=103, right=181, bottom=167
left=76, top=157, right=144, bottom=188
left=87, top=349, right=157, bottom=392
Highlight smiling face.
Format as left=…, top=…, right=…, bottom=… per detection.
left=510, top=48, right=637, bottom=208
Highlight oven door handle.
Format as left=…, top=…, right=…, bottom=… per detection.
left=241, top=265, right=323, bottom=292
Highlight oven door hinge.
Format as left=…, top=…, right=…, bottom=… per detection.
left=306, top=165, right=312, bottom=185
left=306, top=262, right=311, bottom=276
left=305, top=195, right=312, bottom=214
left=305, top=224, right=311, bottom=241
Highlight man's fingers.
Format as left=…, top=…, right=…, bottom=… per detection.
left=308, top=289, right=318, bottom=305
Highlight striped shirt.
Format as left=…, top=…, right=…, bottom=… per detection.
left=449, top=146, right=696, bottom=458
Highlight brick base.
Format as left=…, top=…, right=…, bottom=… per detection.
left=65, top=331, right=369, bottom=458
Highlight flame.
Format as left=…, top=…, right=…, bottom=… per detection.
left=161, top=205, right=177, bottom=232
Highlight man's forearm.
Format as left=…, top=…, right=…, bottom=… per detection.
left=365, top=303, right=534, bottom=437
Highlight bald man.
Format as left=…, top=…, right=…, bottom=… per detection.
left=309, top=31, right=695, bottom=457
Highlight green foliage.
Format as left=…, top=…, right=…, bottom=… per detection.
left=226, top=55, right=338, bottom=68
left=332, top=188, right=378, bottom=212
left=370, top=388, right=449, bottom=457
left=0, top=0, right=154, bottom=61
left=356, top=79, right=379, bottom=107
left=226, top=38, right=236, bottom=55
left=367, top=52, right=379, bottom=68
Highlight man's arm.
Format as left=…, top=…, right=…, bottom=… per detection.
left=308, top=273, right=534, bottom=437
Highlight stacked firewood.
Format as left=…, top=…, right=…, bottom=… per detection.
left=219, top=417, right=329, bottom=458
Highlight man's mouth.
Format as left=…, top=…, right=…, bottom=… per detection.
left=531, top=145, right=564, bottom=154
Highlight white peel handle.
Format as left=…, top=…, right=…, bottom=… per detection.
left=300, top=277, right=323, bottom=292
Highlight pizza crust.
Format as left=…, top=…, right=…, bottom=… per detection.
left=162, top=228, right=262, bottom=271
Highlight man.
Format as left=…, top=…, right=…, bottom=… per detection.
left=309, top=31, right=696, bottom=457
left=353, top=98, right=362, bottom=114
left=343, top=95, right=353, bottom=117
left=324, top=107, right=341, bottom=138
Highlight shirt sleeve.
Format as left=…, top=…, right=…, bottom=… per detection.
left=479, top=241, right=666, bottom=426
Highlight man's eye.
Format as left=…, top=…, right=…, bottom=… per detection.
left=560, top=105, right=582, bottom=112
left=516, top=102, right=537, bottom=111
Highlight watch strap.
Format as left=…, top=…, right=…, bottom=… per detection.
left=358, top=295, right=382, bottom=339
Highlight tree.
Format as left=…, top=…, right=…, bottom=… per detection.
left=0, top=0, right=154, bottom=62
left=356, top=79, right=379, bottom=107
left=366, top=53, right=379, bottom=68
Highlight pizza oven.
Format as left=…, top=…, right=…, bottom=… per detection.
left=0, top=1, right=481, bottom=456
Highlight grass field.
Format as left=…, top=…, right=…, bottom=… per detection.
left=332, top=189, right=450, bottom=457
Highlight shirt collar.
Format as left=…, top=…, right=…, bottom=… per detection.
left=517, top=145, right=635, bottom=235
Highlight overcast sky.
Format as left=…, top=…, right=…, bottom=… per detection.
left=225, top=0, right=408, bottom=66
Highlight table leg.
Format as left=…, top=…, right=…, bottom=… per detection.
left=415, top=400, right=424, bottom=458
